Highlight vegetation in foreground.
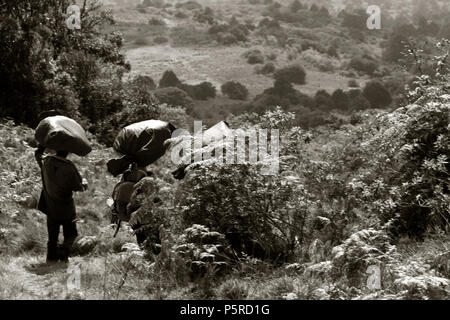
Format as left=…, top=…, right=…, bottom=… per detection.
left=0, top=0, right=449, bottom=300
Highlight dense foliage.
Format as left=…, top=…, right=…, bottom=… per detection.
left=0, top=0, right=129, bottom=126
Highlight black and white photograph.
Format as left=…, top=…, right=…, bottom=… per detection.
left=0, top=0, right=449, bottom=306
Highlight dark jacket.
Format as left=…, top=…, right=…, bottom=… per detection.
left=38, top=155, right=84, bottom=221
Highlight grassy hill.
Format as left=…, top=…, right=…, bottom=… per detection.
left=0, top=114, right=449, bottom=299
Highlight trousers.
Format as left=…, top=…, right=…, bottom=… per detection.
left=47, top=216, right=78, bottom=262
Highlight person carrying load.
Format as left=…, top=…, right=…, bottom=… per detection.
left=35, top=115, right=91, bottom=263
left=107, top=120, right=176, bottom=245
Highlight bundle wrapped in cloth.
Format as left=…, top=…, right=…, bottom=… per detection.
left=107, top=120, right=176, bottom=176
left=35, top=116, right=92, bottom=156
left=168, top=121, right=235, bottom=179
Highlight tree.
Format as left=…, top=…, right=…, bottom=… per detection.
left=349, top=56, right=378, bottom=75
left=310, top=4, right=319, bottom=12
left=0, top=0, right=128, bottom=126
left=382, top=33, right=408, bottom=63
left=341, top=9, right=367, bottom=29
left=332, top=89, right=350, bottom=111
left=153, top=86, right=194, bottom=112
left=274, top=64, right=307, bottom=85
left=362, top=81, right=392, bottom=108
left=221, top=81, right=249, bottom=100
left=315, top=90, right=333, bottom=110
left=159, top=70, right=182, bottom=88
left=289, top=0, right=303, bottom=13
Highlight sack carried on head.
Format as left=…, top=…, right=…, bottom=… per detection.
left=35, top=116, right=92, bottom=156
left=107, top=120, right=176, bottom=176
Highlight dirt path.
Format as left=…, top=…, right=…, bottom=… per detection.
left=0, top=255, right=74, bottom=299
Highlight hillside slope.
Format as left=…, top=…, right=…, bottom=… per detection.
left=0, top=118, right=449, bottom=300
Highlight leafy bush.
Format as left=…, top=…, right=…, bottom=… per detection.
left=177, top=158, right=310, bottom=262
left=148, top=17, right=166, bottom=26
left=362, top=81, right=392, bottom=108
left=341, top=10, right=367, bottom=29
left=349, top=56, right=378, bottom=76
left=175, top=10, right=188, bottom=19
left=172, top=224, right=231, bottom=277
left=349, top=94, right=371, bottom=111
left=179, top=82, right=217, bottom=100
left=244, top=49, right=265, bottom=64
left=314, top=90, right=333, bottom=110
left=256, top=62, right=276, bottom=75
left=0, top=1, right=128, bottom=126
left=302, top=49, right=337, bottom=72
left=153, top=36, right=169, bottom=44
left=159, top=70, right=182, bottom=88
left=331, top=89, right=350, bottom=111
left=194, top=7, right=215, bottom=25
left=221, top=81, right=249, bottom=100
left=331, top=229, right=397, bottom=287
left=216, top=32, right=238, bottom=45
left=142, top=0, right=165, bottom=8
left=274, top=64, right=307, bottom=85
left=175, top=1, right=202, bottom=11
left=153, top=87, right=194, bottom=111
left=348, top=79, right=359, bottom=88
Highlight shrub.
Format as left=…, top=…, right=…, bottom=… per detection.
left=302, top=49, right=336, bottom=72
left=179, top=82, right=216, bottom=101
left=175, top=10, right=188, bottom=19
left=331, top=89, right=350, bottom=111
left=126, top=75, right=157, bottom=97
left=382, top=33, right=408, bottom=63
left=175, top=1, right=202, bottom=11
left=191, top=82, right=217, bottom=100
left=362, top=81, right=392, bottom=108
left=194, top=7, right=215, bottom=25
left=153, top=86, right=194, bottom=110
left=159, top=70, right=182, bottom=88
left=327, top=45, right=339, bottom=58
left=256, top=62, right=276, bottom=75
left=134, top=36, right=150, bottom=46
left=350, top=95, right=371, bottom=111
left=274, top=64, right=307, bottom=85
left=341, top=10, right=367, bottom=29
left=216, top=32, right=238, bottom=45
left=148, top=17, right=165, bottom=26
left=142, top=0, right=165, bottom=8
left=349, top=56, right=378, bottom=76
left=221, top=81, right=249, bottom=100
left=153, top=36, right=169, bottom=44
left=348, top=79, right=359, bottom=88
left=244, top=49, right=265, bottom=64
left=177, top=161, right=311, bottom=261
left=208, top=24, right=228, bottom=35
left=289, top=0, right=304, bottom=12
left=266, top=52, right=277, bottom=61
left=314, top=90, right=333, bottom=110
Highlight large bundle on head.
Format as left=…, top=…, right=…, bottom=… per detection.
left=35, top=116, right=92, bottom=156
left=107, top=120, right=176, bottom=176
left=168, top=121, right=235, bottom=179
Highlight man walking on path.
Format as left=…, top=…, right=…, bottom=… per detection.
left=35, top=148, right=88, bottom=263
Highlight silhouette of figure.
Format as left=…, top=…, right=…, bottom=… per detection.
left=36, top=149, right=88, bottom=263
